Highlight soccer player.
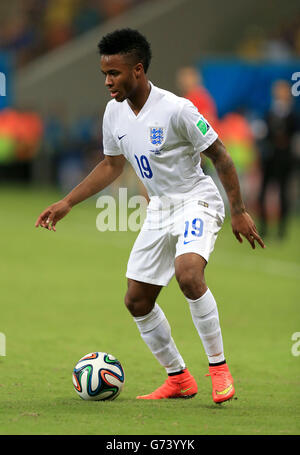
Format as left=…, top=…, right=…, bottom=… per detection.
left=35, top=29, right=265, bottom=403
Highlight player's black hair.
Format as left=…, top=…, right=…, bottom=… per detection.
left=98, top=28, right=152, bottom=73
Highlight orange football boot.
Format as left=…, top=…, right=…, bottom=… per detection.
left=136, top=368, right=198, bottom=400
left=206, top=362, right=235, bottom=403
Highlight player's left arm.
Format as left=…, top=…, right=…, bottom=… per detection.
left=203, top=138, right=265, bottom=249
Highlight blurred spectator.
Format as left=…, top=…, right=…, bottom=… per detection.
left=73, top=0, right=104, bottom=36
left=256, top=80, right=300, bottom=239
left=0, top=0, right=150, bottom=68
left=176, top=66, right=218, bottom=128
left=237, top=13, right=300, bottom=61
left=43, top=0, right=78, bottom=50
left=0, top=2, right=41, bottom=67
left=0, top=108, right=43, bottom=162
left=236, top=25, right=267, bottom=60
left=98, top=0, right=139, bottom=19
left=217, top=110, right=256, bottom=174
left=262, top=30, right=294, bottom=62
left=43, top=109, right=102, bottom=191
left=0, top=107, right=43, bottom=183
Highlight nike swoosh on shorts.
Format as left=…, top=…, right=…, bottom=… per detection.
left=183, top=239, right=199, bottom=245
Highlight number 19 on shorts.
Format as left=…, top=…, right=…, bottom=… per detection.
left=184, top=218, right=204, bottom=244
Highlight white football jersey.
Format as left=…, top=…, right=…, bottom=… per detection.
left=103, top=82, right=225, bottom=218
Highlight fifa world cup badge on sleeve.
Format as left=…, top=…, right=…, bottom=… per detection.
left=196, top=117, right=210, bottom=136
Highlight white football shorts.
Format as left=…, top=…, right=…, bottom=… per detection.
left=126, top=199, right=224, bottom=286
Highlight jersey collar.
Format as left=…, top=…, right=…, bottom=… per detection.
left=126, top=81, right=158, bottom=119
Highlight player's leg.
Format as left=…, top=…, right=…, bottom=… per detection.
left=175, top=252, right=234, bottom=403
left=175, top=253, right=224, bottom=364
left=125, top=278, right=197, bottom=399
left=125, top=278, right=185, bottom=373
left=124, top=278, right=162, bottom=317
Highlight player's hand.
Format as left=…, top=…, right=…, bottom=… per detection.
left=35, top=200, right=72, bottom=232
left=231, top=211, right=265, bottom=250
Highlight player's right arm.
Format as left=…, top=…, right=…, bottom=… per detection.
left=177, top=100, right=265, bottom=249
left=35, top=154, right=125, bottom=231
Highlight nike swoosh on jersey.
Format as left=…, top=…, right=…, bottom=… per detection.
left=118, top=134, right=127, bottom=140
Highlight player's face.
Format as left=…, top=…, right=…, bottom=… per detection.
left=100, top=54, right=140, bottom=102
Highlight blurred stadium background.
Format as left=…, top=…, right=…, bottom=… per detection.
left=0, top=0, right=300, bottom=436
left=1, top=0, right=300, bottom=238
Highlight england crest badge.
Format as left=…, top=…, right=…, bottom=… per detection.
left=149, top=126, right=165, bottom=146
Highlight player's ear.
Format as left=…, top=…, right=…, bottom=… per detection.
left=134, top=62, right=144, bottom=78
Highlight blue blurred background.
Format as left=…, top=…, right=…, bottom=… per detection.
left=0, top=0, right=300, bottom=239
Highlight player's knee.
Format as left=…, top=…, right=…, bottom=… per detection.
left=124, top=291, right=154, bottom=317
left=176, top=269, right=206, bottom=300
left=124, top=291, right=136, bottom=314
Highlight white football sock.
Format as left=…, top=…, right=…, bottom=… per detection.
left=133, top=303, right=186, bottom=374
left=187, top=288, right=225, bottom=364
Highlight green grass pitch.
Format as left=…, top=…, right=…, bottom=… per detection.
left=0, top=185, right=299, bottom=435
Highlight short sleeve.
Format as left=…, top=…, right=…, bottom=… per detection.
left=177, top=100, right=218, bottom=152
left=102, top=104, right=122, bottom=156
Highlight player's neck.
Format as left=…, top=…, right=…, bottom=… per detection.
left=127, top=80, right=151, bottom=116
